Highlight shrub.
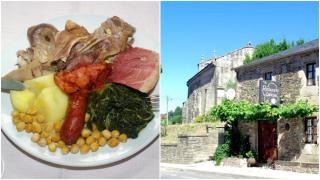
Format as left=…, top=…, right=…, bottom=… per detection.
left=245, top=150, right=257, bottom=158
left=195, top=115, right=204, bottom=123
left=213, top=143, right=230, bottom=165
left=171, top=115, right=182, bottom=124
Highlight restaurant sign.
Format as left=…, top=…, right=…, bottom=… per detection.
left=259, top=80, right=280, bottom=106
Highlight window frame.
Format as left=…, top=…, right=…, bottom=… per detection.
left=264, top=72, right=272, bottom=80
left=306, top=63, right=316, bottom=86
left=305, top=117, right=318, bottom=144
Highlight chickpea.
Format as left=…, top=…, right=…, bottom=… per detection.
left=61, top=146, right=70, bottom=154
left=108, top=138, right=119, bottom=148
left=38, top=138, right=47, bottom=147
left=71, top=144, right=80, bottom=154
left=52, top=134, right=61, bottom=142
left=12, top=116, right=20, bottom=124
left=102, top=130, right=111, bottom=139
left=46, top=137, right=52, bottom=145
left=54, top=121, right=62, bottom=132
left=90, top=142, right=99, bottom=152
left=25, top=124, right=33, bottom=133
left=76, top=137, right=85, bottom=146
left=98, top=137, right=106, bottom=146
left=92, top=130, right=101, bottom=139
left=92, top=124, right=97, bottom=131
left=81, top=128, right=91, bottom=138
left=85, top=113, right=90, bottom=122
left=26, top=106, right=38, bottom=115
left=12, top=110, right=19, bottom=117
left=35, top=114, right=45, bottom=123
left=48, top=142, right=57, bottom=152
left=111, top=130, right=120, bottom=138
left=80, top=144, right=90, bottom=154
left=40, top=131, right=50, bottom=139
left=19, top=113, right=26, bottom=120
left=16, top=122, right=26, bottom=132
left=23, top=114, right=33, bottom=123
left=57, top=140, right=65, bottom=148
left=86, top=136, right=95, bottom=145
left=119, top=134, right=128, bottom=143
left=44, top=124, right=53, bottom=133
left=32, top=122, right=42, bottom=133
left=31, top=133, right=40, bottom=143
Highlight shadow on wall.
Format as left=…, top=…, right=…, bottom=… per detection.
left=218, top=132, right=224, bottom=145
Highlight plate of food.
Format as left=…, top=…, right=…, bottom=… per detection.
left=1, top=15, right=159, bottom=167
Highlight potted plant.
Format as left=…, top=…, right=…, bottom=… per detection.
left=246, top=150, right=257, bottom=167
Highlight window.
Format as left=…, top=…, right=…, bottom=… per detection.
left=264, top=72, right=272, bottom=80
left=306, top=63, right=316, bottom=86
left=305, top=117, right=318, bottom=144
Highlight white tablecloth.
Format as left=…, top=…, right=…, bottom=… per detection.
left=1, top=1, right=159, bottom=178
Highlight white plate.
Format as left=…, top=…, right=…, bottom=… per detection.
left=1, top=15, right=159, bottom=167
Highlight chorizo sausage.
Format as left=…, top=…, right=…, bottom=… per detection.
left=60, top=89, right=88, bottom=145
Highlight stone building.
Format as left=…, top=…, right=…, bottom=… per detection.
left=233, top=39, right=319, bottom=166
left=182, top=44, right=254, bottom=123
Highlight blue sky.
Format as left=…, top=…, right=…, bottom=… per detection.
left=160, top=1, right=319, bottom=114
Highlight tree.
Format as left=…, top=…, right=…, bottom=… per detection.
left=243, top=53, right=252, bottom=64
left=168, top=106, right=183, bottom=124
left=296, top=38, right=304, bottom=46
left=244, top=38, right=305, bottom=64
left=174, top=106, right=182, bottom=116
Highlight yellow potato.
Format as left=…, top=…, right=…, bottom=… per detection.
left=34, top=86, right=68, bottom=125
left=10, top=89, right=36, bottom=113
left=24, top=74, right=56, bottom=95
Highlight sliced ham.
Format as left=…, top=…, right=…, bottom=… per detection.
left=107, top=47, right=159, bottom=94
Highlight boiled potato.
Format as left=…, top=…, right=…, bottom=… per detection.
left=10, top=89, right=36, bottom=113
left=34, top=86, right=68, bottom=125
left=24, top=74, right=56, bottom=95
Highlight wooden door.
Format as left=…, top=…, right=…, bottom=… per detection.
left=258, top=121, right=278, bottom=162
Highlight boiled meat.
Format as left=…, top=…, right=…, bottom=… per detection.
left=107, top=47, right=159, bottom=94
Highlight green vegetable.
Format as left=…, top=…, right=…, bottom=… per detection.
left=86, top=83, right=154, bottom=138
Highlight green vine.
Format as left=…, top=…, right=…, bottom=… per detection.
left=210, top=99, right=317, bottom=125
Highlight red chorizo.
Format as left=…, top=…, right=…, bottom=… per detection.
left=60, top=89, right=88, bottom=145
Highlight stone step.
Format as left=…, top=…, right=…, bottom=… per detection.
left=296, top=154, right=319, bottom=164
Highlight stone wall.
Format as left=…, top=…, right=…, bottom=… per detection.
left=238, top=121, right=258, bottom=152
left=161, top=128, right=224, bottom=164
left=221, top=157, right=247, bottom=168
left=235, top=49, right=319, bottom=165
left=236, top=50, right=319, bottom=104
left=278, top=118, right=319, bottom=163
left=238, top=118, right=319, bottom=164
left=182, top=46, right=255, bottom=123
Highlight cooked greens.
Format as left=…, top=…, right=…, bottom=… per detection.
left=86, top=83, right=154, bottom=138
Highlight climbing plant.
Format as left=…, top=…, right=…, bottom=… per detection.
left=209, top=99, right=317, bottom=125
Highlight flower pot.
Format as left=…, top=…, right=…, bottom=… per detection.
left=247, top=157, right=256, bottom=167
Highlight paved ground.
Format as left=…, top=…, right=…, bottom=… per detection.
left=161, top=162, right=319, bottom=179
left=161, top=167, right=264, bottom=179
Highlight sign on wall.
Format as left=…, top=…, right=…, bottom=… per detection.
left=259, top=80, right=280, bottom=106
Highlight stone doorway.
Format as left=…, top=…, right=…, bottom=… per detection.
left=258, top=121, right=278, bottom=162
